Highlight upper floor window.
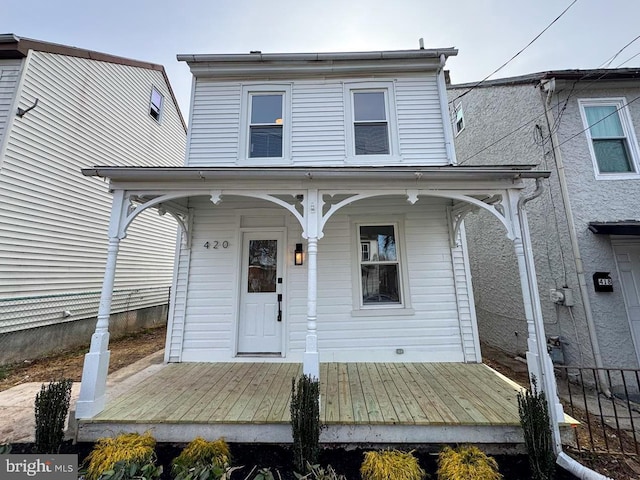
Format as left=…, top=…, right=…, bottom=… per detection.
left=453, top=103, right=465, bottom=135
left=353, top=91, right=390, bottom=155
left=249, top=93, right=283, bottom=158
left=344, top=82, right=398, bottom=160
left=149, top=87, right=164, bottom=122
left=579, top=98, right=639, bottom=178
left=240, top=85, right=291, bottom=162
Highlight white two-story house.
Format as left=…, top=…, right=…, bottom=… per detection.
left=76, top=49, right=568, bottom=448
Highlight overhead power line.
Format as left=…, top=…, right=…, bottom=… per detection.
left=449, top=0, right=579, bottom=105
left=601, top=34, right=640, bottom=68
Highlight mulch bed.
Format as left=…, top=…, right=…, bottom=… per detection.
left=10, top=442, right=579, bottom=479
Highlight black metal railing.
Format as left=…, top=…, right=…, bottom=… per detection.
left=556, top=365, right=640, bottom=456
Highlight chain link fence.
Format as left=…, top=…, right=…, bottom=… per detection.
left=0, top=286, right=170, bottom=364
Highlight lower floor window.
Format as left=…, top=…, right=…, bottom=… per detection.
left=359, top=224, right=401, bottom=305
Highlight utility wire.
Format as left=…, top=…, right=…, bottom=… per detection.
left=449, top=0, right=579, bottom=105
left=601, top=34, right=640, bottom=68
left=551, top=93, right=640, bottom=152
left=458, top=68, right=633, bottom=164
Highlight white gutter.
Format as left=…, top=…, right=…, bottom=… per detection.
left=540, top=79, right=610, bottom=395
left=437, top=54, right=457, bottom=165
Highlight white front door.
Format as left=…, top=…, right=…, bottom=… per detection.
left=614, top=242, right=640, bottom=363
left=238, top=231, right=284, bottom=354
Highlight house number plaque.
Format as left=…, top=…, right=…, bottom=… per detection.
left=204, top=241, right=229, bottom=249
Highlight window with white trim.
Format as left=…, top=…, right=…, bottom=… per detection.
left=353, top=91, right=390, bottom=155
left=149, top=87, right=163, bottom=122
left=358, top=224, right=402, bottom=305
left=240, top=85, right=291, bottom=162
left=579, top=98, right=640, bottom=177
left=345, top=83, right=397, bottom=159
left=453, top=103, right=465, bottom=135
left=249, top=93, right=284, bottom=158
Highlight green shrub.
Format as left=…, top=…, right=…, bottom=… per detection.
left=84, top=432, right=160, bottom=480
left=436, top=445, right=501, bottom=480
left=517, top=378, right=555, bottom=480
left=0, top=444, right=11, bottom=454
left=295, top=462, right=346, bottom=480
left=34, top=379, right=72, bottom=454
left=172, top=437, right=231, bottom=480
left=290, top=374, right=321, bottom=472
left=360, top=449, right=426, bottom=480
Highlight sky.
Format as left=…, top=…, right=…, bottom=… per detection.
left=3, top=0, right=640, bottom=120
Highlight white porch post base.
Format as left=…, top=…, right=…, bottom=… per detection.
left=303, top=352, right=320, bottom=379
left=75, top=331, right=111, bottom=418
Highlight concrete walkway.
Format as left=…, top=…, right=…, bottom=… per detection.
left=0, top=350, right=165, bottom=444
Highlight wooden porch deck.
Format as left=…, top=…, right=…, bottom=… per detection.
left=76, top=362, right=530, bottom=444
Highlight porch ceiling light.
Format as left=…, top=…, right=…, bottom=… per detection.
left=294, top=243, right=304, bottom=266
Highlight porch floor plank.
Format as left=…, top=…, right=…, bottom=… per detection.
left=322, top=362, right=340, bottom=423
left=85, top=362, right=525, bottom=436
left=347, top=363, right=368, bottom=423
left=377, top=363, right=416, bottom=424
left=161, top=363, right=235, bottom=422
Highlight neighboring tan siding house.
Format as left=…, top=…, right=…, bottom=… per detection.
left=0, top=34, right=187, bottom=362
left=448, top=69, right=640, bottom=380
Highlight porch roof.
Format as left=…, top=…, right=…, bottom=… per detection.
left=82, top=165, right=550, bottom=185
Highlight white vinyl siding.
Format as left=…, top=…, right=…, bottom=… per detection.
left=0, top=59, right=23, bottom=146
left=175, top=196, right=468, bottom=363
left=187, top=81, right=241, bottom=166
left=291, top=82, right=345, bottom=163
left=0, top=51, right=185, bottom=308
left=186, top=75, right=449, bottom=167
left=396, top=78, right=447, bottom=162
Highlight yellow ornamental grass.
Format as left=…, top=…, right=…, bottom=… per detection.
left=361, top=449, right=426, bottom=480
left=173, top=437, right=231, bottom=469
left=436, top=445, right=502, bottom=480
left=84, top=432, right=156, bottom=480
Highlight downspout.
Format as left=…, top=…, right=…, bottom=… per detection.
left=519, top=182, right=612, bottom=480
left=540, top=79, right=610, bottom=396
left=436, top=54, right=457, bottom=165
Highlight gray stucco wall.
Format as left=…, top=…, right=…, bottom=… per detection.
left=447, top=79, right=637, bottom=368
left=551, top=81, right=640, bottom=368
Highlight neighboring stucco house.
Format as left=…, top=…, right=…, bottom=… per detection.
left=448, top=69, right=640, bottom=381
left=0, top=35, right=186, bottom=362
left=76, top=49, right=568, bottom=448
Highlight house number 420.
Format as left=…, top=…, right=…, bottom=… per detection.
left=204, top=241, right=229, bottom=249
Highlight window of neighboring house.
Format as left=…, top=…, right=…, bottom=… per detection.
left=579, top=98, right=640, bottom=177
left=249, top=93, right=284, bottom=158
left=149, top=87, right=164, bottom=122
left=453, top=103, right=465, bottom=135
left=358, top=224, right=402, bottom=306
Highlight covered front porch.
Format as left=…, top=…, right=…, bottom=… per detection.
left=77, top=361, right=542, bottom=444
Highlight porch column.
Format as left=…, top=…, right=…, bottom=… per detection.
left=76, top=190, right=126, bottom=419
left=303, top=236, right=319, bottom=378
left=511, top=192, right=564, bottom=453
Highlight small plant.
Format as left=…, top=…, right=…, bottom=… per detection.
left=172, top=437, right=231, bottom=480
left=34, top=378, right=72, bottom=453
left=295, top=462, right=346, bottom=480
left=254, top=467, right=277, bottom=480
left=84, top=432, right=160, bottom=480
left=290, top=374, right=321, bottom=472
left=360, top=449, right=426, bottom=480
left=436, top=445, right=502, bottom=480
left=517, top=378, right=556, bottom=480
left=0, top=444, right=11, bottom=454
